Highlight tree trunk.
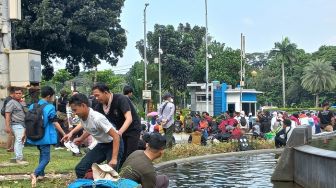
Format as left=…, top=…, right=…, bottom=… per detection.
left=94, top=65, right=98, bottom=85
left=282, top=61, right=286, bottom=107
left=315, top=93, right=319, bottom=108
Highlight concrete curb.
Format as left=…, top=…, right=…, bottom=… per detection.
left=155, top=148, right=283, bottom=171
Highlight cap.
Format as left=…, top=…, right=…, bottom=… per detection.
left=163, top=92, right=173, bottom=100
left=148, top=133, right=166, bottom=150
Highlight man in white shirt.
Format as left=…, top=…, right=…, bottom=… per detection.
left=158, top=93, right=175, bottom=148
left=62, top=93, right=120, bottom=178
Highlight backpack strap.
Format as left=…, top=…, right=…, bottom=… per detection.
left=161, top=102, right=170, bottom=114
left=32, top=103, right=49, bottom=111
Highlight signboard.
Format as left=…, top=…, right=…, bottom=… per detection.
left=142, top=90, right=151, bottom=100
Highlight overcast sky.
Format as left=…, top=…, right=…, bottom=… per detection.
left=54, top=0, right=336, bottom=74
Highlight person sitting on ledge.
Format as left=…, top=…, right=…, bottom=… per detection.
left=274, top=119, right=292, bottom=148
left=119, top=132, right=169, bottom=188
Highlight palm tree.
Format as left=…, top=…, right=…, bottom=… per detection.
left=270, top=37, right=297, bottom=107
left=301, top=59, right=336, bottom=107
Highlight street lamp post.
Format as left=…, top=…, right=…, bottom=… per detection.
left=144, top=3, right=149, bottom=117
left=240, top=33, right=245, bottom=112
left=144, top=3, right=149, bottom=91
left=158, top=36, right=163, bottom=104
left=205, top=0, right=209, bottom=113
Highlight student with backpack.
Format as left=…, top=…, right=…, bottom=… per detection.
left=26, top=86, right=66, bottom=188
left=4, top=87, right=26, bottom=164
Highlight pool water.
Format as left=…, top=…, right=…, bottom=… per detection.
left=310, top=136, right=336, bottom=151
left=158, top=153, right=302, bottom=188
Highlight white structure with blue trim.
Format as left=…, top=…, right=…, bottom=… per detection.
left=187, top=81, right=262, bottom=116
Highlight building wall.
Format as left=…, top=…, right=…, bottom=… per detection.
left=214, top=83, right=227, bottom=116
left=242, top=93, right=257, bottom=101
left=226, top=93, right=242, bottom=112
left=190, top=88, right=196, bottom=112
left=196, top=102, right=214, bottom=116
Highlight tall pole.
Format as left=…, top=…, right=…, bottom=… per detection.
left=205, top=0, right=209, bottom=113
left=282, top=61, right=286, bottom=107
left=144, top=3, right=149, bottom=90
left=240, top=33, right=243, bottom=112
left=158, top=36, right=162, bottom=104
left=0, top=0, right=11, bottom=99
left=144, top=3, right=149, bottom=117
left=240, top=34, right=245, bottom=112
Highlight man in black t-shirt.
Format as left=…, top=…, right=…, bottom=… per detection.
left=318, top=101, right=335, bottom=130
left=92, top=83, right=141, bottom=167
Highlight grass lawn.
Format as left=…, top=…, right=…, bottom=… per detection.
left=0, top=146, right=80, bottom=175
left=0, top=145, right=79, bottom=187
left=0, top=177, right=74, bottom=188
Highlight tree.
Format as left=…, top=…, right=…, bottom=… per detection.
left=50, top=69, right=73, bottom=92
left=135, top=23, right=206, bottom=100
left=52, top=69, right=73, bottom=84
left=95, top=70, right=125, bottom=93
left=13, top=0, right=127, bottom=80
left=301, top=59, right=336, bottom=107
left=312, top=45, right=336, bottom=70
left=270, top=37, right=297, bottom=107
left=194, top=41, right=241, bottom=86
left=246, top=52, right=269, bottom=70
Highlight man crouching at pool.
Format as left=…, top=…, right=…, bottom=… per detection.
left=62, top=93, right=121, bottom=178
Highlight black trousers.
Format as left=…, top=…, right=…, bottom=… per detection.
left=120, top=131, right=140, bottom=167
left=75, top=142, right=122, bottom=178
left=274, top=129, right=286, bottom=148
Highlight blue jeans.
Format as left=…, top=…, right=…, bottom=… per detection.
left=34, top=145, right=51, bottom=177
left=11, top=124, right=25, bottom=160
left=315, top=123, right=321, bottom=134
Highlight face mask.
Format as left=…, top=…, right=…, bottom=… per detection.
left=170, top=98, right=174, bottom=103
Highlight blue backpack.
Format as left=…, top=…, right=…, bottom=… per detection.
left=68, top=179, right=140, bottom=188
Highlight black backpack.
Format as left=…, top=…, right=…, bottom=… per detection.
left=240, top=116, right=247, bottom=126
left=25, top=103, right=48, bottom=141
left=1, top=96, right=13, bottom=117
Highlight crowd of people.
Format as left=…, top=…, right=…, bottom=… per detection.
left=1, top=82, right=335, bottom=187
left=2, top=84, right=169, bottom=188
left=146, top=102, right=335, bottom=149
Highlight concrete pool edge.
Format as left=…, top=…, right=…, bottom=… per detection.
left=155, top=148, right=283, bottom=171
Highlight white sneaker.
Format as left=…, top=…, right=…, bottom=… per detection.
left=64, top=141, right=80, bottom=154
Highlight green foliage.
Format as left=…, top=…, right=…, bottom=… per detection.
left=194, top=41, right=241, bottom=86
left=13, top=0, right=127, bottom=80
left=52, top=69, right=74, bottom=84
left=301, top=59, right=336, bottom=94
left=95, top=70, right=125, bottom=93
left=135, top=23, right=206, bottom=99
left=155, top=139, right=275, bottom=163
left=270, top=37, right=298, bottom=66
left=312, top=45, right=336, bottom=70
